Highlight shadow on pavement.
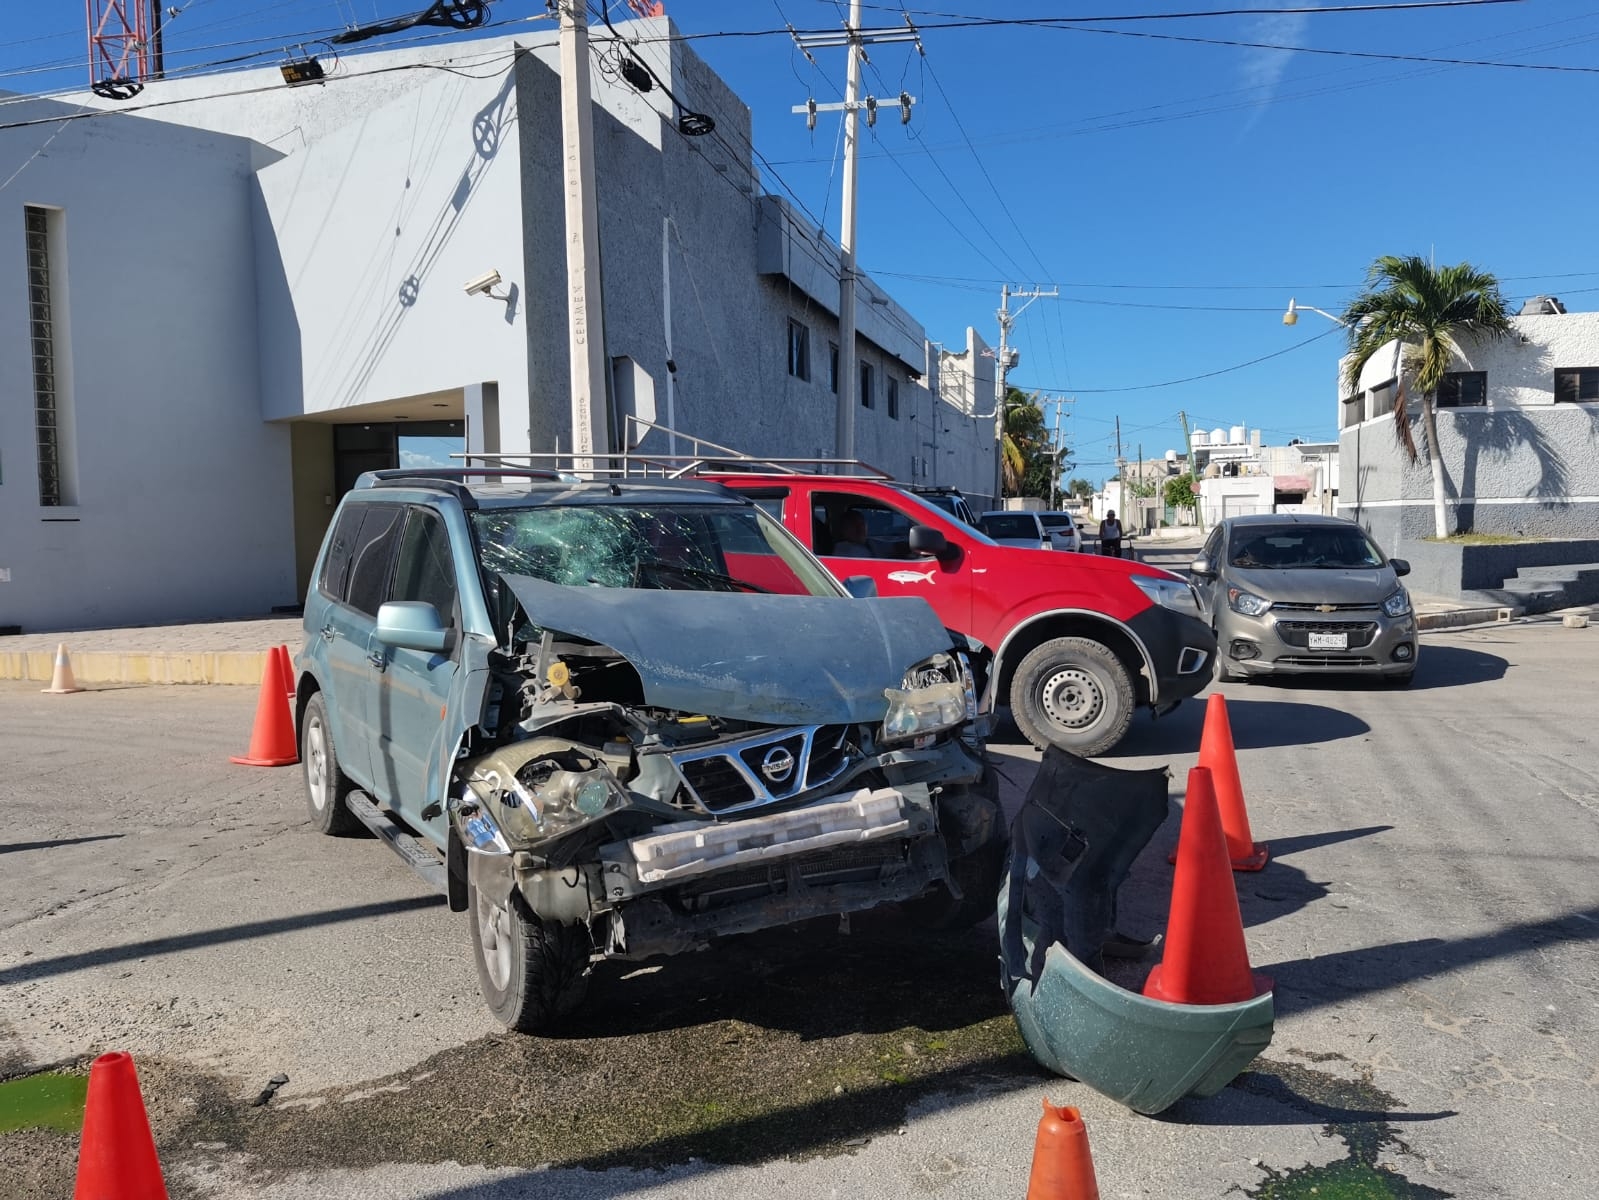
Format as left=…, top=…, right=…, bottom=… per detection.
left=1101, top=696, right=1372, bottom=757
left=552, top=915, right=1011, bottom=1042
left=0, top=834, right=124, bottom=855
left=0, top=895, right=444, bottom=986
left=1267, top=825, right=1393, bottom=857
left=1266, top=903, right=1599, bottom=1015
left=1241, top=643, right=1508, bottom=693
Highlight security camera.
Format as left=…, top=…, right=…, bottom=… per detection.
left=463, top=269, right=502, bottom=297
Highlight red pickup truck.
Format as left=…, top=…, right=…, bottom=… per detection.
left=707, top=474, right=1217, bottom=756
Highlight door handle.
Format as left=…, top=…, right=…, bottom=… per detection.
left=367, top=650, right=387, bottom=671
left=320, top=626, right=337, bottom=642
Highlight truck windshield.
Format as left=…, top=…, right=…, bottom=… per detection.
left=472, top=504, right=846, bottom=596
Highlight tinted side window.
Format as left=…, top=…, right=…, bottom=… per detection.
left=318, top=504, right=368, bottom=602
left=391, top=509, right=458, bottom=622
left=345, top=505, right=406, bottom=618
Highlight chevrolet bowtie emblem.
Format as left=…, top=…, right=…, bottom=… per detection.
left=1316, top=604, right=1336, bottom=613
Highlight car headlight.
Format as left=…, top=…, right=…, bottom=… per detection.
left=883, top=653, right=972, bottom=742
left=1227, top=587, right=1272, bottom=617
left=490, top=764, right=626, bottom=839
left=1131, top=574, right=1201, bottom=616
left=1382, top=588, right=1412, bottom=617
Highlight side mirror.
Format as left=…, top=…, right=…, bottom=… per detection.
left=842, top=575, right=878, bottom=599
left=909, top=525, right=958, bottom=564
left=1189, top=554, right=1216, bottom=579
left=1390, top=558, right=1411, bottom=577
left=375, top=600, right=449, bottom=653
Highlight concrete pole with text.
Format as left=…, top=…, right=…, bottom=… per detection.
left=559, top=0, right=610, bottom=475
left=835, top=0, right=863, bottom=460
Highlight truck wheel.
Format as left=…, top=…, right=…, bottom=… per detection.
left=301, top=693, right=360, bottom=836
left=468, top=859, right=590, bottom=1033
left=1010, top=636, right=1135, bottom=758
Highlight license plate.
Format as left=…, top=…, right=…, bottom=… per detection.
left=1308, top=632, right=1348, bottom=650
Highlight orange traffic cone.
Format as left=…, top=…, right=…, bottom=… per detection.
left=1025, top=1099, right=1101, bottom=1200
left=1144, top=766, right=1271, bottom=1005
left=230, top=651, right=299, bottom=767
left=73, top=1051, right=169, bottom=1200
left=273, top=645, right=297, bottom=709
left=42, top=643, right=84, bottom=694
left=1199, top=693, right=1269, bottom=871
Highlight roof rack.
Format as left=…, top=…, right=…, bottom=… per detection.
left=453, top=417, right=898, bottom=482
left=357, top=467, right=562, bottom=509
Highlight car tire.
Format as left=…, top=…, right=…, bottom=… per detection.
left=905, top=772, right=1007, bottom=930
left=468, top=859, right=591, bottom=1033
left=1010, top=636, right=1136, bottom=758
left=301, top=692, right=361, bottom=836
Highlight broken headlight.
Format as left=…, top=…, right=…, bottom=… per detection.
left=511, top=763, right=627, bottom=837
left=882, top=653, right=974, bottom=743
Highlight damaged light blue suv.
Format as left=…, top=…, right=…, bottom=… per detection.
left=295, top=470, right=1003, bottom=1032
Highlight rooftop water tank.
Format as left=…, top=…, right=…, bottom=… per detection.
left=1190, top=429, right=1210, bottom=447
left=1164, top=448, right=1178, bottom=462
left=1230, top=425, right=1247, bottom=445
left=1210, top=427, right=1227, bottom=445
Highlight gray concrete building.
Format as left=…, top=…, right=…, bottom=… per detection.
left=1338, top=300, right=1599, bottom=548
left=0, top=18, right=996, bottom=632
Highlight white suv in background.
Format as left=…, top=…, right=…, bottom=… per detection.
left=1037, top=512, right=1084, bottom=553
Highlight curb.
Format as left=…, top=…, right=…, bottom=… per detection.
left=1416, top=606, right=1516, bottom=632
left=0, top=650, right=270, bottom=686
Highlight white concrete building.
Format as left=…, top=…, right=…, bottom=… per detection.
left=1337, top=299, right=1599, bottom=547
left=0, top=19, right=997, bottom=633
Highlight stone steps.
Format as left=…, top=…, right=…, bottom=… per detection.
left=1493, top=563, right=1599, bottom=614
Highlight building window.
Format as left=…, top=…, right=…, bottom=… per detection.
left=859, top=362, right=874, bottom=409
left=1368, top=379, right=1397, bottom=423
left=1340, top=393, right=1363, bottom=429
left=887, top=376, right=900, bottom=420
left=787, top=319, right=810, bottom=381
left=1554, top=368, right=1599, bottom=404
left=25, top=205, right=75, bottom=506
left=1435, top=371, right=1486, bottom=408
left=828, top=343, right=839, bottom=394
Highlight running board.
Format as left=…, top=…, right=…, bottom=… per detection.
left=345, top=791, right=448, bottom=894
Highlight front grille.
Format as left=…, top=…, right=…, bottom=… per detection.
left=1274, top=655, right=1378, bottom=668
left=1275, top=620, right=1378, bottom=649
left=672, top=724, right=856, bottom=815
left=1274, top=601, right=1379, bottom=612
left=679, top=757, right=755, bottom=811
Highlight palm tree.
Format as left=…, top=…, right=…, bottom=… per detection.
left=1000, top=389, right=1047, bottom=496
left=1340, top=256, right=1513, bottom=538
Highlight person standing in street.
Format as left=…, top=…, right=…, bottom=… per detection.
left=1098, top=510, right=1124, bottom=558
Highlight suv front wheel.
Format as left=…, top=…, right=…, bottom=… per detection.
left=467, top=856, right=591, bottom=1033
left=1009, top=636, right=1135, bottom=758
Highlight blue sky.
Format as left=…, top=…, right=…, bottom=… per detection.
left=5, top=1, right=1598, bottom=481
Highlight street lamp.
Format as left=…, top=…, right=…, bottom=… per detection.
left=1282, top=297, right=1348, bottom=327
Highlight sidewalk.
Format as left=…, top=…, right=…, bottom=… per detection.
left=0, top=615, right=303, bottom=686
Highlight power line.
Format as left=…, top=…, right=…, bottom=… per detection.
left=1012, top=325, right=1341, bottom=394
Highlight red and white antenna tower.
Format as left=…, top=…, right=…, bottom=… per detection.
left=86, top=0, right=164, bottom=99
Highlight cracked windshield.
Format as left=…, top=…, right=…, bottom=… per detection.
left=472, top=504, right=839, bottom=596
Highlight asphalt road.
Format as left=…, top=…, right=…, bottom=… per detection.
left=2, top=618, right=1596, bottom=1199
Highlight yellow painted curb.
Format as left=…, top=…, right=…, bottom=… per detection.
left=0, top=651, right=270, bottom=686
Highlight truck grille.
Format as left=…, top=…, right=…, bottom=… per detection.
left=674, top=725, right=853, bottom=814
left=1274, top=601, right=1379, bottom=612
left=1275, top=620, right=1378, bottom=649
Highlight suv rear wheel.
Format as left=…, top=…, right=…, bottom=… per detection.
left=1010, top=636, right=1135, bottom=758
left=301, top=693, right=360, bottom=836
left=468, top=857, right=591, bottom=1033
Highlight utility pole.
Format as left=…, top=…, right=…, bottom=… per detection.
left=1178, top=409, right=1204, bottom=532
left=990, top=283, right=1057, bottom=504
left=558, top=0, right=610, bottom=475
left=791, top=7, right=918, bottom=460
left=150, top=1, right=164, bottom=79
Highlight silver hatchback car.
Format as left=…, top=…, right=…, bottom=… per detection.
left=1189, top=514, right=1418, bottom=685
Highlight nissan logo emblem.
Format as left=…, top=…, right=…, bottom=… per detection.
left=760, top=746, right=796, bottom=784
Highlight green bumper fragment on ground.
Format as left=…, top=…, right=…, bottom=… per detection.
left=997, top=748, right=1275, bottom=1115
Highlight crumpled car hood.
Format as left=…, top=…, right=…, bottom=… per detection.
left=499, top=573, right=955, bottom=726
left=1225, top=565, right=1396, bottom=605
